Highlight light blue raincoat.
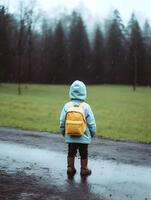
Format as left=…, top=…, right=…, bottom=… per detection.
left=59, top=80, right=96, bottom=144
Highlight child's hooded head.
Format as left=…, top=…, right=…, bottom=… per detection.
left=69, top=80, right=87, bottom=101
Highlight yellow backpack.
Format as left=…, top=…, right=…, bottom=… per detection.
left=65, top=102, right=86, bottom=136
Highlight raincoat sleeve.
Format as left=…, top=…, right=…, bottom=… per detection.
left=85, top=104, right=96, bottom=137
left=59, top=104, right=67, bottom=136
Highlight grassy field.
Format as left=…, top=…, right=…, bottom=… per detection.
left=0, top=84, right=151, bottom=143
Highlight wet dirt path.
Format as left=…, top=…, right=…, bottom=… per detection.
left=0, top=127, right=151, bottom=200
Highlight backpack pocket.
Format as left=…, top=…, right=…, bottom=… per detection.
left=65, top=120, right=86, bottom=136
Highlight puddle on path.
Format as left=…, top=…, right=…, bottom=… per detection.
left=0, top=141, right=151, bottom=200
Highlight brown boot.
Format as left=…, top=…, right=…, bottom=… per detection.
left=80, top=159, right=91, bottom=177
left=67, top=157, right=76, bottom=177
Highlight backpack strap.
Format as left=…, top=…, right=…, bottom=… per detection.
left=79, top=102, right=85, bottom=108
left=69, top=101, right=85, bottom=108
left=68, top=102, right=85, bottom=120
left=68, top=101, right=73, bottom=108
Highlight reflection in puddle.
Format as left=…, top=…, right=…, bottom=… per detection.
left=0, top=141, right=151, bottom=200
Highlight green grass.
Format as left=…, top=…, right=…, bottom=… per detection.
left=0, top=84, right=151, bottom=143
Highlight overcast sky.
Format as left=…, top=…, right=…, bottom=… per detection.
left=2, top=0, right=151, bottom=25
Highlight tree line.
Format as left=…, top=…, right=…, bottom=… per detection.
left=0, top=4, right=151, bottom=88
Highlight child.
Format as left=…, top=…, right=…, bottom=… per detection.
left=59, top=80, right=96, bottom=177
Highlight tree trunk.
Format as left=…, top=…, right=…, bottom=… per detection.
left=133, top=52, right=137, bottom=91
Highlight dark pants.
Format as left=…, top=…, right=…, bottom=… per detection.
left=68, top=143, right=88, bottom=159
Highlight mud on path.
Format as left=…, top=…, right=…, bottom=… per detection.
left=0, top=127, right=151, bottom=200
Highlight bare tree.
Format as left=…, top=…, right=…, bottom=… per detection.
left=17, top=1, right=27, bottom=95
left=0, top=5, right=11, bottom=83
left=26, top=0, right=39, bottom=84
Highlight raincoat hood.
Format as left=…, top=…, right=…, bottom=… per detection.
left=69, top=80, right=87, bottom=101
